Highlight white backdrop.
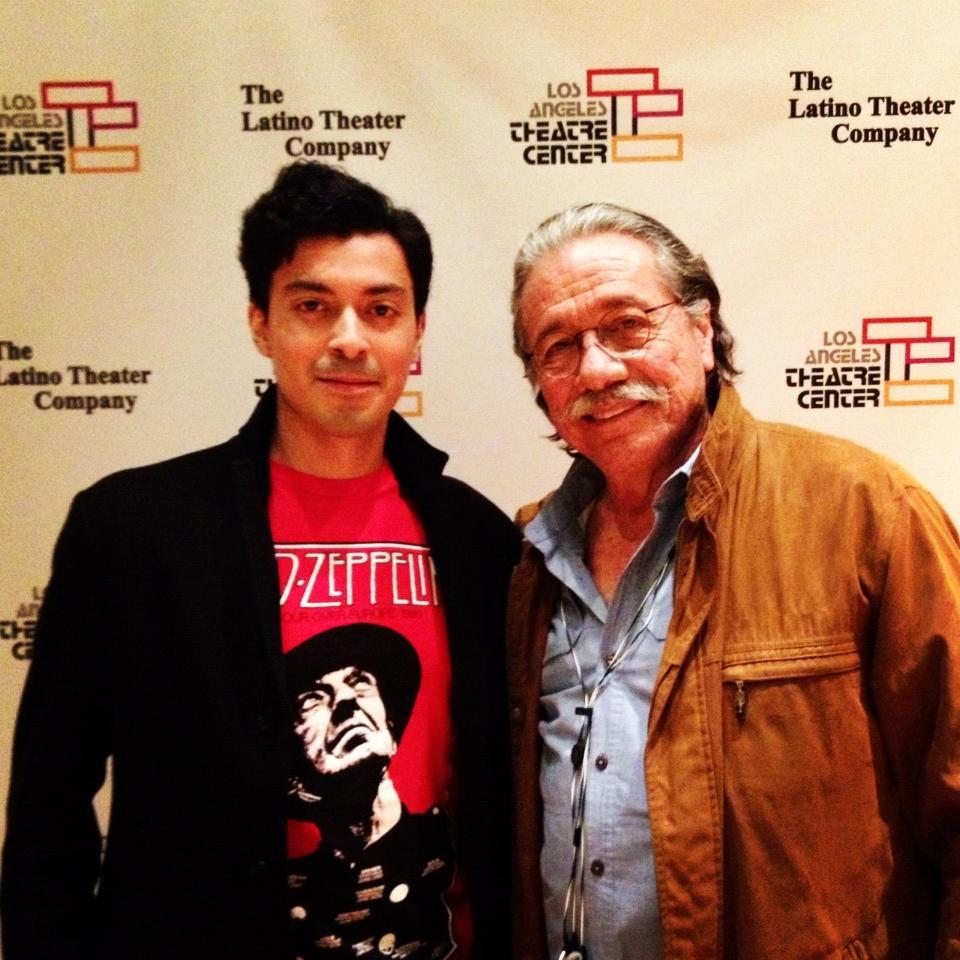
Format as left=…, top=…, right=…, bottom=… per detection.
left=2, top=0, right=958, bottom=908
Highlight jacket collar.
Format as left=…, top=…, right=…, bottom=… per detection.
left=233, top=384, right=279, bottom=463
left=384, top=405, right=449, bottom=495
left=684, top=383, right=750, bottom=525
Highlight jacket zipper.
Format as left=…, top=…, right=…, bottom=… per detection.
left=734, top=680, right=747, bottom=720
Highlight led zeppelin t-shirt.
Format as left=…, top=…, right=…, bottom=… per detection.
left=268, top=459, right=467, bottom=960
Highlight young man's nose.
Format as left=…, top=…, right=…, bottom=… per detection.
left=327, top=309, right=369, bottom=359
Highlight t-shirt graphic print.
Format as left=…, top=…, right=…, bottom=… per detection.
left=268, top=460, right=463, bottom=960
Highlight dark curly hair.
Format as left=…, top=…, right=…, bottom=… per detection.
left=239, top=161, right=432, bottom=314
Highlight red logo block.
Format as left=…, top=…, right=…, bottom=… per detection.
left=40, top=80, right=140, bottom=173
left=862, top=316, right=955, bottom=405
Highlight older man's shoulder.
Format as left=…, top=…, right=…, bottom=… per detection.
left=753, top=417, right=919, bottom=490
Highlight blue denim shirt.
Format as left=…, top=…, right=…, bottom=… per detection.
left=525, top=450, right=695, bottom=960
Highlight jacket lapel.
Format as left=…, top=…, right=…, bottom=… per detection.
left=228, top=388, right=288, bottom=715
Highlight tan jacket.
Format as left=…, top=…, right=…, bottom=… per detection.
left=507, top=386, right=960, bottom=960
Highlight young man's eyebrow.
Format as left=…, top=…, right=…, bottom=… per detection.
left=281, top=280, right=409, bottom=297
left=282, top=280, right=332, bottom=294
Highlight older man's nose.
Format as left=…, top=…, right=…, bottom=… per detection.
left=576, top=331, right=629, bottom=390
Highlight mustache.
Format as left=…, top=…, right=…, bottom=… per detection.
left=313, top=356, right=382, bottom=379
left=567, top=380, right=668, bottom=418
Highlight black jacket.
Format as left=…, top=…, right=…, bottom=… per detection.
left=2, top=388, right=520, bottom=959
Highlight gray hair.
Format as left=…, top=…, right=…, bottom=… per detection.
left=511, top=202, right=738, bottom=399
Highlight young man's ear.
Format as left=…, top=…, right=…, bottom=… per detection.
left=414, top=312, right=426, bottom=356
left=248, top=303, right=271, bottom=358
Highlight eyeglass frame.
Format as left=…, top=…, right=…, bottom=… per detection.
left=523, top=298, right=681, bottom=380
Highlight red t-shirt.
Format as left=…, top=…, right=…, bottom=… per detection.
left=269, top=459, right=469, bottom=959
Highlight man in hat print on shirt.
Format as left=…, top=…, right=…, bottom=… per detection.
left=284, top=623, right=455, bottom=960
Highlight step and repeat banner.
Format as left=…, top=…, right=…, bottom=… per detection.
left=2, top=0, right=958, bottom=867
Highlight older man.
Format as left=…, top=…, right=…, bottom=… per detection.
left=507, top=203, right=960, bottom=960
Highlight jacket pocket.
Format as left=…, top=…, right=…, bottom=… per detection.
left=720, top=637, right=896, bottom=960
left=721, top=638, right=861, bottom=721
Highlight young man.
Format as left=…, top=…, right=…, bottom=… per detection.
left=2, top=162, right=519, bottom=959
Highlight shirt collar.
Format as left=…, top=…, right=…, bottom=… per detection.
left=525, top=445, right=700, bottom=563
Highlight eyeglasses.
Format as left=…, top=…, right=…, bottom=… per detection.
left=528, top=300, right=679, bottom=380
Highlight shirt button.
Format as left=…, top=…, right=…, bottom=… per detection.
left=590, top=859, right=605, bottom=877
left=595, top=754, right=608, bottom=771
left=389, top=883, right=409, bottom=903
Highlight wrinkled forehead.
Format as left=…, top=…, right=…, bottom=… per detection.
left=520, top=233, right=673, bottom=339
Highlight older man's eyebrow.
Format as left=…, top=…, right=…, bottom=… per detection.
left=531, top=295, right=652, bottom=346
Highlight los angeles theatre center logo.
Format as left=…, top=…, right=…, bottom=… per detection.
left=509, top=66, right=684, bottom=165
left=1, top=80, right=140, bottom=176
left=785, top=316, right=955, bottom=409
